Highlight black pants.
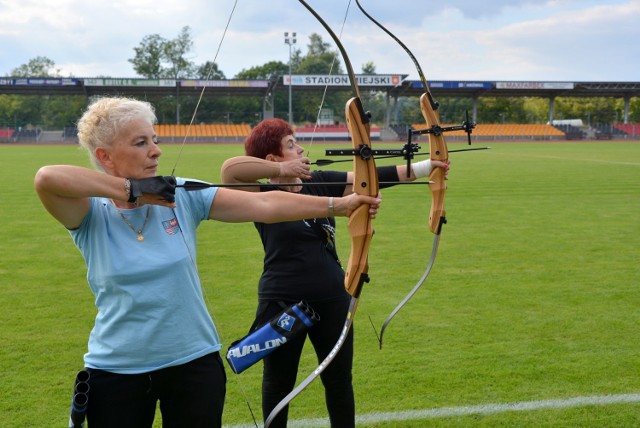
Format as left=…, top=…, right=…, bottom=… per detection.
left=258, top=297, right=355, bottom=428
left=85, top=352, right=226, bottom=428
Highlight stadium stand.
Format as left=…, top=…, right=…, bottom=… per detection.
left=63, top=126, right=78, bottom=140
left=613, top=123, right=640, bottom=136
left=155, top=124, right=251, bottom=142
left=412, top=123, right=566, bottom=141
left=389, top=124, right=410, bottom=141
left=5, top=122, right=639, bottom=144
left=0, top=128, right=14, bottom=142
left=591, top=124, right=627, bottom=140
left=551, top=124, right=587, bottom=140
left=293, top=124, right=381, bottom=141
left=13, top=128, right=41, bottom=142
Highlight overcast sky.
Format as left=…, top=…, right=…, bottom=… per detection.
left=1, top=0, right=639, bottom=82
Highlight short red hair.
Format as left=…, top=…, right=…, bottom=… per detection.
left=244, top=118, right=295, bottom=159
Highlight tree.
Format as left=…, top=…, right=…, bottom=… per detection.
left=129, top=34, right=165, bottom=78
left=163, top=26, right=195, bottom=79
left=297, top=33, right=342, bottom=75
left=477, top=97, right=528, bottom=123
left=3, top=57, right=84, bottom=130
left=129, top=27, right=201, bottom=79
left=235, top=61, right=288, bottom=80
left=556, top=97, right=618, bottom=125
left=361, top=61, right=376, bottom=74
left=196, top=61, right=226, bottom=80
left=11, top=56, right=59, bottom=77
left=307, top=33, right=332, bottom=56
left=293, top=33, right=348, bottom=124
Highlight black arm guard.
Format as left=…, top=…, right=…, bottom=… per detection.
left=128, top=176, right=177, bottom=203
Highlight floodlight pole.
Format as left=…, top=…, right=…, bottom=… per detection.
left=284, top=32, right=297, bottom=124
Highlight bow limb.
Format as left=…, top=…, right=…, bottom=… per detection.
left=377, top=94, right=448, bottom=344
left=263, top=1, right=377, bottom=426
left=377, top=97, right=447, bottom=349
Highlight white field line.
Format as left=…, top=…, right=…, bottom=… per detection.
left=512, top=154, right=640, bottom=166
left=225, top=392, right=640, bottom=428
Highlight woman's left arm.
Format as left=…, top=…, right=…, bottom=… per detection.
left=208, top=187, right=380, bottom=223
left=343, top=159, right=450, bottom=195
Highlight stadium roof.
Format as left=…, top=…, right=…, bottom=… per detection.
left=1, top=76, right=639, bottom=99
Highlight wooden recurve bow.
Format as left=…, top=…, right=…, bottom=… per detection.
left=263, top=0, right=378, bottom=426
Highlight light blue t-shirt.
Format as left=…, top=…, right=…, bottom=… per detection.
left=69, top=178, right=220, bottom=374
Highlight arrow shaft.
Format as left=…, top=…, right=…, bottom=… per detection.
left=177, top=180, right=431, bottom=191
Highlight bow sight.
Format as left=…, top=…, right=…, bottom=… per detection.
left=322, top=109, right=476, bottom=178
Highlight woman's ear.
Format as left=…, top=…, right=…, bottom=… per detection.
left=95, top=147, right=113, bottom=171
left=265, top=153, right=278, bottom=162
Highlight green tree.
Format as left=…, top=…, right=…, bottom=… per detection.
left=1, top=57, right=84, bottom=130
left=555, top=97, right=618, bottom=125
left=41, top=96, right=85, bottom=128
left=235, top=61, right=288, bottom=80
left=129, top=27, right=201, bottom=79
left=129, top=34, right=165, bottom=78
left=522, top=97, right=550, bottom=123
left=293, top=33, right=348, bottom=124
left=196, top=61, right=226, bottom=80
left=11, top=56, right=59, bottom=77
left=622, top=97, right=640, bottom=123
left=476, top=97, right=528, bottom=123
left=163, top=26, right=195, bottom=79
left=361, top=61, right=376, bottom=74
left=234, top=62, right=289, bottom=125
left=359, top=61, right=386, bottom=124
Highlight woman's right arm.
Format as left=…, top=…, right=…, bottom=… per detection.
left=220, top=156, right=311, bottom=192
left=34, top=165, right=129, bottom=229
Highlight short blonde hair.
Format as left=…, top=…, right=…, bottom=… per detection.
left=77, top=97, right=157, bottom=171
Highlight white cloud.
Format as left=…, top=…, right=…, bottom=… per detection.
left=0, top=0, right=638, bottom=81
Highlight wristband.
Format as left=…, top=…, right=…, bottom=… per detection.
left=328, top=197, right=334, bottom=217
left=124, top=178, right=137, bottom=203
left=127, top=178, right=142, bottom=204
left=412, top=160, right=433, bottom=179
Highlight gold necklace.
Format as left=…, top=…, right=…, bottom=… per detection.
left=113, top=203, right=151, bottom=241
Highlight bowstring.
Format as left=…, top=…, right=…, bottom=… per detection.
left=168, top=1, right=259, bottom=425
left=305, top=0, right=353, bottom=159
left=170, top=0, right=240, bottom=176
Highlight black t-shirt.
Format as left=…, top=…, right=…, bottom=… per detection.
left=256, top=170, right=348, bottom=302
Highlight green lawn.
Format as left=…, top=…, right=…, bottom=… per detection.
left=1, top=141, right=639, bottom=427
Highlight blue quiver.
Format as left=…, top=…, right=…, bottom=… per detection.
left=226, top=301, right=319, bottom=374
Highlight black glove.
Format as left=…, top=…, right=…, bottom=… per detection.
left=128, top=176, right=177, bottom=203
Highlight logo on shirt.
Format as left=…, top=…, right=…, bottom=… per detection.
left=162, top=218, right=181, bottom=235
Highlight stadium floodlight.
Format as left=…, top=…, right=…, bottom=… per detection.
left=284, top=32, right=297, bottom=124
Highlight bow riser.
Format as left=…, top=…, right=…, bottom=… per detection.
left=421, top=93, right=448, bottom=234
left=344, top=97, right=378, bottom=297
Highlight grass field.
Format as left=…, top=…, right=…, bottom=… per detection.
left=1, top=141, right=639, bottom=427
